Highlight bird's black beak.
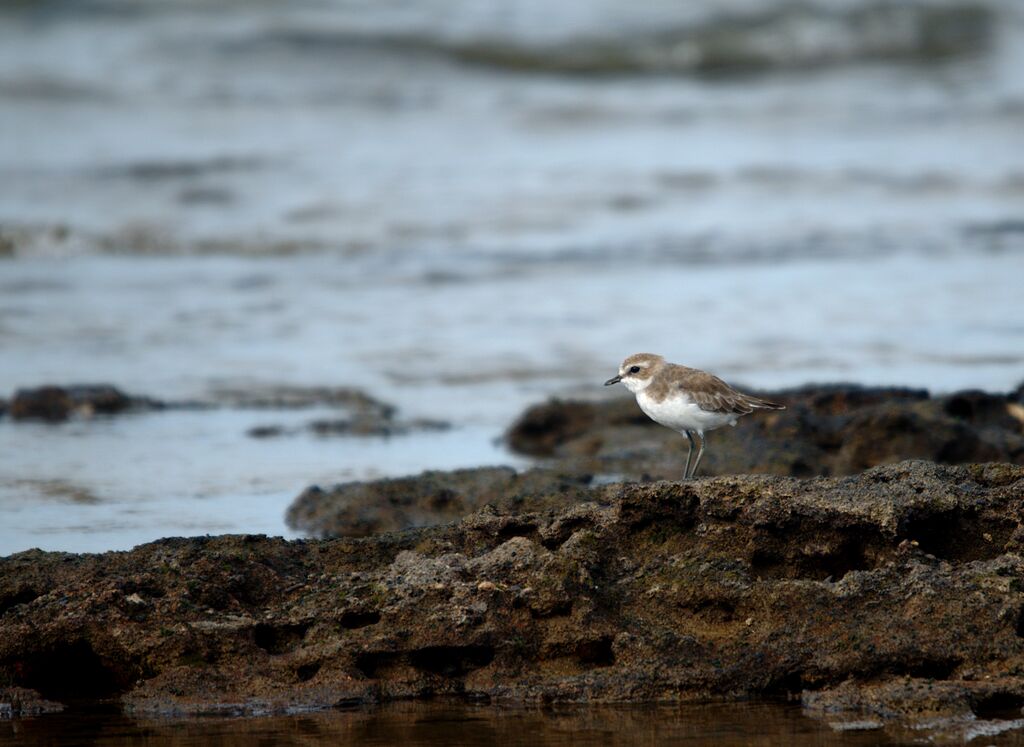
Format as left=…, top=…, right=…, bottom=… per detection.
left=604, top=375, right=621, bottom=386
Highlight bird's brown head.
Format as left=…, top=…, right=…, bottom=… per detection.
left=604, top=353, right=665, bottom=393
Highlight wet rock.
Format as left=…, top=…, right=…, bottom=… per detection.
left=0, top=232, right=15, bottom=257
left=246, top=425, right=287, bottom=438
left=4, top=382, right=444, bottom=439
left=309, top=416, right=449, bottom=438
left=3, top=461, right=1024, bottom=730
left=287, top=467, right=596, bottom=537
left=802, top=677, right=1024, bottom=740
left=8, top=385, right=163, bottom=422
left=506, top=384, right=1024, bottom=479
left=207, top=385, right=393, bottom=412
left=218, top=385, right=449, bottom=439
left=0, top=687, right=64, bottom=718
left=249, top=415, right=450, bottom=440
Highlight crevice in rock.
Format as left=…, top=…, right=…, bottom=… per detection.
left=529, top=600, right=572, bottom=619
left=339, top=610, right=381, bottom=629
left=748, top=524, right=887, bottom=581
left=10, top=639, right=130, bottom=701
left=355, top=645, right=495, bottom=679
left=899, top=511, right=1014, bottom=563
left=575, top=637, right=615, bottom=667
left=972, top=691, right=1024, bottom=720
left=496, top=522, right=539, bottom=543
left=252, top=622, right=310, bottom=655
left=353, top=651, right=395, bottom=679
left=764, top=671, right=805, bottom=697
left=295, top=662, right=321, bottom=683
left=541, top=518, right=594, bottom=550
left=0, top=587, right=40, bottom=616
left=907, top=657, right=960, bottom=681
left=408, top=645, right=495, bottom=676
left=690, top=599, right=737, bottom=624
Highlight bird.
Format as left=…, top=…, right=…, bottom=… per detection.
left=604, top=353, right=785, bottom=478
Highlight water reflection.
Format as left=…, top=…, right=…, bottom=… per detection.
left=0, top=702, right=916, bottom=747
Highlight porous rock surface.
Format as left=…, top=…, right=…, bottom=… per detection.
left=287, top=467, right=597, bottom=538
left=3, top=461, right=1024, bottom=734
left=507, top=384, right=1024, bottom=479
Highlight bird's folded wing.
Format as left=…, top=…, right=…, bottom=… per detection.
left=679, top=372, right=785, bottom=414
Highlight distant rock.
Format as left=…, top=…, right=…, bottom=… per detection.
left=205, top=384, right=391, bottom=412
left=4, top=460, right=1024, bottom=741
left=3, top=383, right=446, bottom=438
left=248, top=415, right=449, bottom=440
left=7, top=385, right=163, bottom=422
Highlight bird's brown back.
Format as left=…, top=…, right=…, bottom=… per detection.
left=648, top=364, right=785, bottom=414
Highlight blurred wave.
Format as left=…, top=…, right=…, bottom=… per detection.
left=196, top=2, right=998, bottom=76
left=443, top=4, right=993, bottom=74
left=1, top=0, right=1022, bottom=259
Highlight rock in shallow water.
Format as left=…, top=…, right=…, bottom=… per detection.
left=0, top=687, right=64, bottom=718
left=3, top=460, right=1024, bottom=737
left=7, top=385, right=163, bottom=422
left=506, top=383, right=1024, bottom=479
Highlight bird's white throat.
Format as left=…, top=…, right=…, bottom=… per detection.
left=620, top=376, right=652, bottom=394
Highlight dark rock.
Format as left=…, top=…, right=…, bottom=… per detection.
left=8, top=385, right=163, bottom=422
left=5, top=383, right=446, bottom=439
left=3, top=461, right=1024, bottom=731
left=206, top=385, right=394, bottom=413
left=0, top=687, right=64, bottom=718
left=247, top=425, right=287, bottom=438
left=308, top=416, right=449, bottom=437
left=224, top=386, right=450, bottom=439
left=287, top=467, right=596, bottom=537
left=247, top=415, right=450, bottom=440
left=506, top=384, right=1024, bottom=479
left=802, top=677, right=1024, bottom=738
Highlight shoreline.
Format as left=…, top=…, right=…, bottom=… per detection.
left=3, top=461, right=1024, bottom=741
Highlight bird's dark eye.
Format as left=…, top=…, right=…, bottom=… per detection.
left=629, top=365, right=641, bottom=374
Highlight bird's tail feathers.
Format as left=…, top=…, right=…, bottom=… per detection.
left=747, top=395, right=786, bottom=411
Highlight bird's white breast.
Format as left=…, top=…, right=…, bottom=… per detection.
left=636, top=390, right=737, bottom=434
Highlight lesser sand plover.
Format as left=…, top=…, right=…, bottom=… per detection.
left=604, top=353, right=784, bottom=478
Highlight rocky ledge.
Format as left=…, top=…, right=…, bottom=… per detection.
left=288, top=383, right=1024, bottom=539
left=507, top=383, right=1024, bottom=479
left=3, top=460, right=1024, bottom=737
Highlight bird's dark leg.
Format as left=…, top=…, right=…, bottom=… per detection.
left=690, top=431, right=706, bottom=478
left=683, top=430, right=696, bottom=479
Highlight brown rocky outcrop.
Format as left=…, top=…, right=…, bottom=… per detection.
left=287, top=467, right=596, bottom=538
left=506, top=384, right=1024, bottom=479
left=3, top=461, right=1024, bottom=738
left=287, top=384, right=1024, bottom=540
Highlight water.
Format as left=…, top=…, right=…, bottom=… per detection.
left=1, top=0, right=1024, bottom=556
left=0, top=701, right=972, bottom=746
